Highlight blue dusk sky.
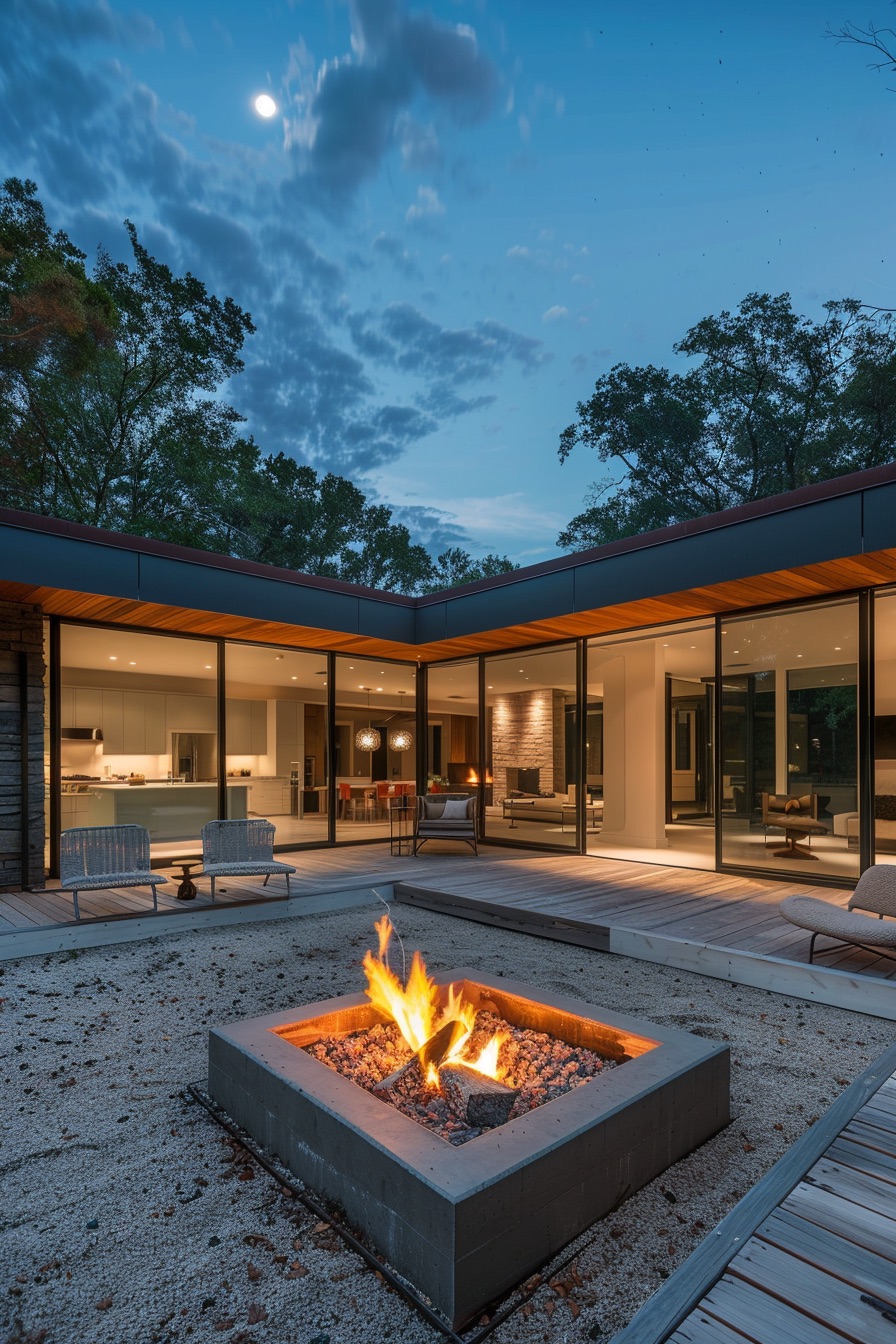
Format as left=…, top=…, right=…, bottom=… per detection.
left=1, top=0, right=894, bottom=563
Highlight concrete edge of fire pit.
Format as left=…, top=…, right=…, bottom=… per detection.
left=208, top=968, right=731, bottom=1328
left=209, top=968, right=730, bottom=1194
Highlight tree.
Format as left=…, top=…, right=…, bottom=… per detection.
left=420, top=547, right=518, bottom=593
left=222, top=453, right=434, bottom=593
left=0, top=181, right=509, bottom=595
left=557, top=292, right=896, bottom=550
left=1, top=178, right=256, bottom=548
left=829, top=18, right=896, bottom=88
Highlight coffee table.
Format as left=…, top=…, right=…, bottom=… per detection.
left=772, top=816, right=829, bottom=860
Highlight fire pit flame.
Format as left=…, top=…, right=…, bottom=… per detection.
left=362, top=915, right=504, bottom=1086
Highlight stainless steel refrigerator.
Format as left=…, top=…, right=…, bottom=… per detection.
left=171, top=732, right=217, bottom=782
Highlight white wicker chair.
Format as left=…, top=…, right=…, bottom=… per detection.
left=779, top=864, right=896, bottom=964
left=413, top=794, right=478, bottom=856
left=200, top=819, right=296, bottom=900
left=60, top=825, right=168, bottom=921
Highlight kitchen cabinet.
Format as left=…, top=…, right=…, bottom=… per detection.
left=226, top=699, right=267, bottom=755
left=275, top=699, right=303, bottom=776
left=122, top=691, right=145, bottom=754
left=144, top=693, right=167, bottom=753
left=74, top=687, right=103, bottom=727
left=101, top=690, right=124, bottom=753
left=165, top=693, right=216, bottom=734
left=247, top=777, right=289, bottom=816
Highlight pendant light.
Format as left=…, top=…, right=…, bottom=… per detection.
left=355, top=687, right=381, bottom=752
left=387, top=689, right=413, bottom=752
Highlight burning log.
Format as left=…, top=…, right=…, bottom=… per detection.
left=374, top=1019, right=468, bottom=1093
left=439, top=1063, right=519, bottom=1128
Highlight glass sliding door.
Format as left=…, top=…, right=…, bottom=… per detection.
left=873, top=589, right=896, bottom=866
left=720, top=599, right=859, bottom=879
left=587, top=621, right=715, bottom=868
left=427, top=659, right=480, bottom=801
left=484, top=644, right=578, bottom=848
left=59, top=624, right=218, bottom=859
left=224, top=643, right=329, bottom=847
left=334, top=655, right=417, bottom=842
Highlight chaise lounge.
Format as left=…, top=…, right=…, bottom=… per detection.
left=779, top=864, right=896, bottom=964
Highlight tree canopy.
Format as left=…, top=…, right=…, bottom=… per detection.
left=0, top=178, right=512, bottom=594
left=557, top=292, right=896, bottom=550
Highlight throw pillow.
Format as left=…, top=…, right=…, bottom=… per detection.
left=767, top=796, right=787, bottom=812
left=440, top=798, right=470, bottom=820
left=784, top=798, right=800, bottom=813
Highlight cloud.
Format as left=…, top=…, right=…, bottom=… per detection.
left=15, top=0, right=159, bottom=48
left=0, top=0, right=525, bottom=494
left=543, top=305, right=570, bottom=322
left=371, top=231, right=422, bottom=279
left=283, top=0, right=498, bottom=206
left=396, top=113, right=441, bottom=171
left=377, top=303, right=545, bottom=383
left=405, top=184, right=445, bottom=223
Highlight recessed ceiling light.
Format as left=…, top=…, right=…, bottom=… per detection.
left=834, top=646, right=841, bottom=651
left=109, top=656, right=117, bottom=661
left=205, top=665, right=212, bottom=669
left=797, top=654, right=803, bottom=659
left=376, top=687, right=383, bottom=692
left=291, top=676, right=297, bottom=681
left=129, top=661, right=136, bottom=666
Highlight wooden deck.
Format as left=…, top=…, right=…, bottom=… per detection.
left=612, top=1041, right=896, bottom=1344
left=2, top=845, right=894, bottom=1014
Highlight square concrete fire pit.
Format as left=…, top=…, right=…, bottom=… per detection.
left=208, top=969, right=729, bottom=1328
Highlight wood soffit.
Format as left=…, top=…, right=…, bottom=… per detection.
left=4, top=545, right=896, bottom=662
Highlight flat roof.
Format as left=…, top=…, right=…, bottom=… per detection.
left=4, top=462, right=896, bottom=659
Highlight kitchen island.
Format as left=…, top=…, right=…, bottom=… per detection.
left=82, top=782, right=248, bottom=842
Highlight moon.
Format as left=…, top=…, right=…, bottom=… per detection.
left=254, top=93, right=277, bottom=118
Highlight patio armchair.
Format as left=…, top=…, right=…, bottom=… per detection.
left=60, top=824, right=168, bottom=921
left=413, top=794, right=478, bottom=856
left=779, top=864, right=896, bottom=964
left=200, top=819, right=296, bottom=900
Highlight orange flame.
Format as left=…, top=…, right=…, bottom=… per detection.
left=464, top=1031, right=508, bottom=1080
left=363, top=917, right=503, bottom=1084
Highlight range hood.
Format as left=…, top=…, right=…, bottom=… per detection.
left=61, top=726, right=104, bottom=741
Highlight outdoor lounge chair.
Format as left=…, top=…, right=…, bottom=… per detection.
left=779, top=864, right=896, bottom=964
left=413, top=794, right=478, bottom=856
left=60, top=824, right=168, bottom=920
left=200, top=819, right=296, bottom=900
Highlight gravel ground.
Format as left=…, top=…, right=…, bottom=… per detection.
left=1, top=900, right=892, bottom=1344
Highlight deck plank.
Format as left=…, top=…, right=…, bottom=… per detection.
left=611, top=1045, right=896, bottom=1344
left=727, top=1237, right=895, bottom=1343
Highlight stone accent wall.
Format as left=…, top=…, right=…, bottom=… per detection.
left=491, top=688, right=566, bottom=802
left=0, top=600, right=45, bottom=891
